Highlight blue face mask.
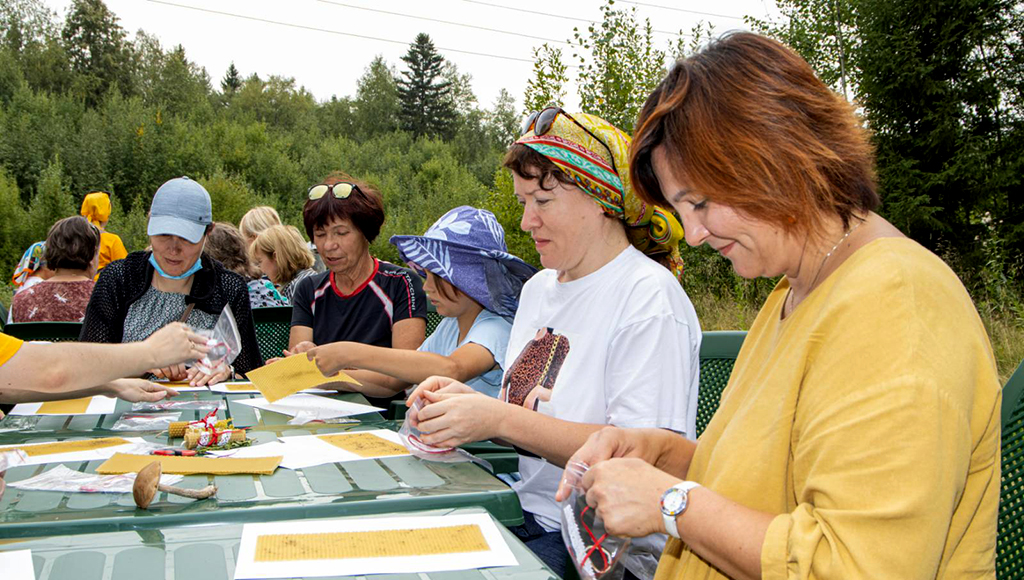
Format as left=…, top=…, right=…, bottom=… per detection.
left=149, top=253, right=203, bottom=280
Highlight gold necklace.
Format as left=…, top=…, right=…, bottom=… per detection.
left=786, top=220, right=863, bottom=315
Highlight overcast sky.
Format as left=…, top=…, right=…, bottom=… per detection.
left=40, top=0, right=781, bottom=111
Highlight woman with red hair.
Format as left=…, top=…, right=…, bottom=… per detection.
left=560, top=32, right=999, bottom=580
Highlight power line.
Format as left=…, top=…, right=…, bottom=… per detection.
left=145, top=0, right=540, bottom=65
left=453, top=0, right=693, bottom=38
left=617, top=1, right=745, bottom=21
left=316, top=0, right=570, bottom=45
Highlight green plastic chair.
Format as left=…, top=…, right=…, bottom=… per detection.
left=425, top=302, right=442, bottom=337
left=3, top=321, right=83, bottom=342
left=251, top=306, right=292, bottom=362
left=998, top=358, right=1024, bottom=579
left=696, top=330, right=747, bottom=437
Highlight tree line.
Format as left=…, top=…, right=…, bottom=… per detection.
left=0, top=0, right=1020, bottom=319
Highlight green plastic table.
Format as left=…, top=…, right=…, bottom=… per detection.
left=0, top=420, right=523, bottom=540
left=0, top=508, right=555, bottom=580
left=0, top=388, right=386, bottom=436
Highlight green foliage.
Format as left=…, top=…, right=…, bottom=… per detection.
left=352, top=55, right=400, bottom=140
left=571, top=0, right=668, bottom=134
left=485, top=88, right=520, bottom=150
left=61, top=0, right=136, bottom=105
left=0, top=170, right=30, bottom=276
left=221, top=62, right=241, bottom=95
left=484, top=168, right=539, bottom=269
left=397, top=33, right=456, bottom=139
left=522, top=44, right=567, bottom=113
left=29, top=155, right=76, bottom=241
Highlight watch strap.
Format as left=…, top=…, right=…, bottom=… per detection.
left=662, top=481, right=701, bottom=539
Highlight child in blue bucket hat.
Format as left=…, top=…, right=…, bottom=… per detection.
left=307, top=206, right=537, bottom=398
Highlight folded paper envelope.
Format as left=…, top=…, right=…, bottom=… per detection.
left=246, top=354, right=361, bottom=403
left=96, top=453, right=282, bottom=475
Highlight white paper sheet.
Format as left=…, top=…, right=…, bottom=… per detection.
left=9, top=464, right=183, bottom=493
left=8, top=395, right=118, bottom=416
left=0, top=437, right=149, bottom=467
left=233, top=394, right=383, bottom=420
left=208, top=429, right=409, bottom=469
left=210, top=383, right=337, bottom=395
left=233, top=512, right=517, bottom=579
left=0, top=549, right=34, bottom=580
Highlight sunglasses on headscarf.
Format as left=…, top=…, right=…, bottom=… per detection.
left=521, top=106, right=619, bottom=176
left=307, top=182, right=361, bottom=200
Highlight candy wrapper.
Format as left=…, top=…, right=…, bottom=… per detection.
left=399, top=398, right=491, bottom=470
left=175, top=410, right=249, bottom=451
left=561, top=462, right=632, bottom=580
left=192, top=304, right=241, bottom=375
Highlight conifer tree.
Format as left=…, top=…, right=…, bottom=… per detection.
left=221, top=62, right=241, bottom=94
left=397, top=33, right=456, bottom=138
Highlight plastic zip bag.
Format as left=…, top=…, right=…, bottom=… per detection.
left=111, top=412, right=182, bottom=431
left=561, top=462, right=632, bottom=580
left=193, top=304, right=241, bottom=375
left=132, top=400, right=224, bottom=412
left=8, top=464, right=183, bottom=493
left=399, top=398, right=492, bottom=470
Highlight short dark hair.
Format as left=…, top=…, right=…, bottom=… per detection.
left=302, top=172, right=386, bottom=243
left=502, top=144, right=577, bottom=190
left=631, top=32, right=878, bottom=235
left=44, top=216, right=100, bottom=271
left=205, top=222, right=259, bottom=279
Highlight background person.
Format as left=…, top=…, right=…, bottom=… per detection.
left=241, top=205, right=325, bottom=273
left=80, top=191, right=128, bottom=276
left=409, top=111, right=702, bottom=579
left=79, top=177, right=262, bottom=385
left=206, top=221, right=287, bottom=308
left=307, top=205, right=536, bottom=398
left=249, top=224, right=317, bottom=303
left=11, top=241, right=52, bottom=295
left=560, top=32, right=1000, bottom=580
left=12, top=216, right=99, bottom=323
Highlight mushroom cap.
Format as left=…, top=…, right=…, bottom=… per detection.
left=133, top=461, right=163, bottom=509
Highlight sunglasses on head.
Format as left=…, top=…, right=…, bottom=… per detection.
left=521, top=106, right=619, bottom=176
left=307, top=182, right=360, bottom=201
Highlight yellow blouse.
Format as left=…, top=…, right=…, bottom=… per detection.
left=98, top=231, right=128, bottom=274
left=656, top=237, right=1000, bottom=579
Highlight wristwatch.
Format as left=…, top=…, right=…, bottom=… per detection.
left=660, top=481, right=701, bottom=539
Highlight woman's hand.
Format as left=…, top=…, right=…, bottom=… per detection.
left=582, top=458, right=682, bottom=538
left=284, top=341, right=316, bottom=357
left=149, top=363, right=189, bottom=382
left=143, top=322, right=210, bottom=369
left=556, top=427, right=673, bottom=501
left=406, top=375, right=476, bottom=407
left=306, top=343, right=354, bottom=377
left=106, top=378, right=179, bottom=402
left=410, top=377, right=503, bottom=447
left=186, top=364, right=232, bottom=387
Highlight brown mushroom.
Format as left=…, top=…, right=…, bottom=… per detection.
left=132, top=461, right=217, bottom=509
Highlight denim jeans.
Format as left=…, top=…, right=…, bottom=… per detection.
left=508, top=511, right=570, bottom=577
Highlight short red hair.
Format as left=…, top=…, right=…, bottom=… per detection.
left=631, top=32, right=879, bottom=236
left=302, top=172, right=385, bottom=243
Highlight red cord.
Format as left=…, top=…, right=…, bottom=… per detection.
left=580, top=506, right=611, bottom=573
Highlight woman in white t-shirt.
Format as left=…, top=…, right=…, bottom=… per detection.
left=306, top=206, right=537, bottom=399
left=409, top=110, right=702, bottom=579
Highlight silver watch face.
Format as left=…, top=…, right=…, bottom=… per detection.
left=661, top=487, right=688, bottom=516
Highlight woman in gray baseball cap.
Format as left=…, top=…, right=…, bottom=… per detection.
left=79, top=176, right=263, bottom=383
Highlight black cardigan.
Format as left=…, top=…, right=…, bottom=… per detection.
left=79, top=251, right=263, bottom=374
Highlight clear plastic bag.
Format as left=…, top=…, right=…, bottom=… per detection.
left=132, top=400, right=224, bottom=412
left=0, top=415, right=42, bottom=433
left=111, top=412, right=182, bottom=431
left=399, top=398, right=492, bottom=470
left=192, top=304, right=241, bottom=374
left=561, top=462, right=632, bottom=580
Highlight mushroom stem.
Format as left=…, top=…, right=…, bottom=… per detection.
left=157, top=483, right=217, bottom=499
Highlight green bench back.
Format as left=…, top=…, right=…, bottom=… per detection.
left=3, top=321, right=83, bottom=342
left=999, top=358, right=1024, bottom=579
left=695, top=330, right=746, bottom=437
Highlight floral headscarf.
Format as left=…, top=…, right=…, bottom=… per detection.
left=12, top=242, right=45, bottom=288
left=516, top=111, right=685, bottom=278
